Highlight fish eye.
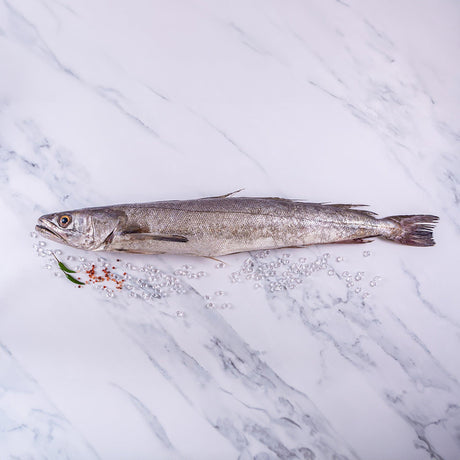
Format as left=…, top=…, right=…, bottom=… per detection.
left=59, top=215, right=71, bottom=227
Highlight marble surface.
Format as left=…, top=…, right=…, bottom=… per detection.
left=1, top=0, right=459, bottom=459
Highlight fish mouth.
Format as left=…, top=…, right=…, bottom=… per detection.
left=35, top=218, right=65, bottom=242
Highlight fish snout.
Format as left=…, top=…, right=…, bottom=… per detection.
left=35, top=215, right=64, bottom=242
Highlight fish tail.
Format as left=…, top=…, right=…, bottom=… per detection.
left=383, top=214, right=439, bottom=246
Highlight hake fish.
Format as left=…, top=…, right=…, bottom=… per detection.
left=35, top=194, right=438, bottom=257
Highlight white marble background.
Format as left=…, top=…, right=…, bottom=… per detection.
left=1, top=0, right=459, bottom=459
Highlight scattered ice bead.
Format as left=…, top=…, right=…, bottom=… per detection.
left=205, top=295, right=211, bottom=300
left=221, top=303, right=233, bottom=309
left=299, top=258, right=306, bottom=263
left=205, top=302, right=215, bottom=309
left=362, top=292, right=370, bottom=298
left=355, top=273, right=362, bottom=281
left=197, top=271, right=207, bottom=278
left=79, top=257, right=86, bottom=262
left=215, top=291, right=225, bottom=296
left=54, top=249, right=62, bottom=255
left=355, top=287, right=362, bottom=293
left=44, top=264, right=52, bottom=270
left=67, top=255, right=74, bottom=261
left=336, top=256, right=343, bottom=262
left=176, top=311, right=185, bottom=317
left=216, top=262, right=225, bottom=269
left=346, top=282, right=354, bottom=288
left=369, top=281, right=376, bottom=287
left=30, top=231, right=37, bottom=238
left=363, top=250, right=371, bottom=257
left=39, top=241, right=46, bottom=247
left=342, top=271, right=349, bottom=277
left=254, top=283, right=261, bottom=289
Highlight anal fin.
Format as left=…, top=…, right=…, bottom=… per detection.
left=334, top=237, right=377, bottom=244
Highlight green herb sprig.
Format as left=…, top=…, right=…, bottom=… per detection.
left=53, top=253, right=85, bottom=285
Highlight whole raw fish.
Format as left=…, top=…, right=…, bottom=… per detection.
left=35, top=193, right=438, bottom=256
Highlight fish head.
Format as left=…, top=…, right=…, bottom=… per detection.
left=35, top=208, right=124, bottom=250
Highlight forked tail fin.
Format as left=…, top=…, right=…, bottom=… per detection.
left=385, top=215, right=439, bottom=246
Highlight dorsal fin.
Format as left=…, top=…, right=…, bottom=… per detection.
left=200, top=189, right=245, bottom=199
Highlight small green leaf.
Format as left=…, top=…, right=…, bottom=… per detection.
left=53, top=253, right=76, bottom=273
left=65, top=273, right=85, bottom=285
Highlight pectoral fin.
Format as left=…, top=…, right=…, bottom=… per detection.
left=121, top=231, right=188, bottom=243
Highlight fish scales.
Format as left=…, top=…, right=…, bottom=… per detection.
left=35, top=196, right=439, bottom=256
left=84, top=199, right=380, bottom=256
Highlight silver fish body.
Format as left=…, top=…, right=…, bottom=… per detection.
left=35, top=196, right=438, bottom=256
